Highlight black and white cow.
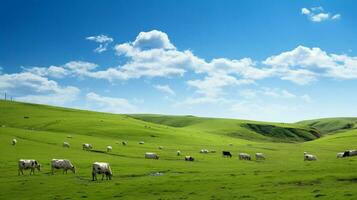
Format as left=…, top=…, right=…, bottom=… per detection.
left=92, top=162, right=112, bottom=181
left=304, top=152, right=317, bottom=161
left=343, top=150, right=357, bottom=157
left=185, top=156, right=194, bottom=161
left=51, top=159, right=75, bottom=174
left=222, top=151, right=232, bottom=158
left=12, top=139, right=17, bottom=146
left=82, top=143, right=93, bottom=150
left=122, top=141, right=127, bottom=146
left=18, top=159, right=41, bottom=175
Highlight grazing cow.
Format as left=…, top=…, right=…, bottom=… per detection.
left=12, top=139, right=17, bottom=145
left=185, top=156, right=194, bottom=161
left=343, top=150, right=357, bottom=157
left=51, top=159, right=75, bottom=174
left=255, top=153, right=265, bottom=160
left=122, top=141, right=127, bottom=146
left=337, top=152, right=344, bottom=158
left=177, top=151, right=181, bottom=156
left=145, top=152, right=159, bottom=159
left=222, top=151, right=232, bottom=158
left=18, top=159, right=41, bottom=175
left=158, top=146, right=163, bottom=150
left=107, top=146, right=112, bottom=152
left=239, top=153, right=251, bottom=160
left=92, top=162, right=112, bottom=181
left=139, top=141, right=144, bottom=145
left=304, top=152, right=317, bottom=161
left=63, top=142, right=70, bottom=148
left=200, top=149, right=209, bottom=153
left=82, top=143, right=92, bottom=150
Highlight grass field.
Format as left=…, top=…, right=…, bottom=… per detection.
left=0, top=100, right=357, bottom=200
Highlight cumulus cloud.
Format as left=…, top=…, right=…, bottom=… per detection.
left=0, top=72, right=79, bottom=105
left=301, top=7, right=341, bottom=22
left=14, top=30, right=357, bottom=108
left=264, top=45, right=357, bottom=80
left=86, top=92, right=136, bottom=113
left=24, top=65, right=69, bottom=78
left=154, top=84, right=175, bottom=96
left=86, top=34, right=113, bottom=53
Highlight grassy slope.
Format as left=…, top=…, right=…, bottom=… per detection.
left=297, top=118, right=357, bottom=135
left=129, top=114, right=320, bottom=142
left=0, top=101, right=357, bottom=200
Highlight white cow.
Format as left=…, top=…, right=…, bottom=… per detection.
left=107, top=146, right=112, bottom=152
left=304, top=152, right=317, bottom=161
left=63, top=142, right=70, bottom=148
left=239, top=153, right=251, bottom=160
left=139, top=141, right=145, bottom=145
left=92, top=162, right=112, bottom=181
left=82, top=143, right=93, bottom=150
left=177, top=150, right=181, bottom=156
left=18, top=159, right=41, bottom=175
left=12, top=139, right=17, bottom=145
left=200, top=149, right=209, bottom=153
left=145, top=152, right=159, bottom=159
left=255, top=153, right=265, bottom=160
left=51, top=159, right=75, bottom=174
left=337, top=152, right=344, bottom=158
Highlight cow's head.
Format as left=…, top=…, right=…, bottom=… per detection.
left=71, top=166, right=76, bottom=174
left=37, top=164, right=41, bottom=171
left=156, top=155, right=160, bottom=160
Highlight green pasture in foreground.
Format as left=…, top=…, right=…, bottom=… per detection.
left=0, top=100, right=357, bottom=200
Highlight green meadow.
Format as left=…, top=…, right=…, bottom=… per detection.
left=0, top=100, right=357, bottom=200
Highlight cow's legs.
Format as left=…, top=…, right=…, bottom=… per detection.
left=102, top=174, right=104, bottom=180
left=92, top=172, right=96, bottom=181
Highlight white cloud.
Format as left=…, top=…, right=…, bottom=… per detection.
left=132, top=30, right=175, bottom=50
left=280, top=69, right=317, bottom=85
left=264, top=45, right=357, bottom=80
left=301, top=8, right=310, bottom=15
left=86, top=34, right=113, bottom=53
left=86, top=92, right=136, bottom=113
left=24, top=65, right=69, bottom=78
left=0, top=72, right=79, bottom=105
left=301, top=7, right=340, bottom=22
left=331, top=14, right=341, bottom=20
left=154, top=84, right=175, bottom=96
left=15, top=31, right=357, bottom=108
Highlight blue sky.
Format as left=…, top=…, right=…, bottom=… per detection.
left=1, top=0, right=357, bottom=122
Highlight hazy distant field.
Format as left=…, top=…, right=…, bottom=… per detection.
left=0, top=100, right=357, bottom=200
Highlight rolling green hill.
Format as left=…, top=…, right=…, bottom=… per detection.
left=1, top=100, right=357, bottom=200
left=129, top=114, right=320, bottom=142
left=297, top=117, right=357, bottom=135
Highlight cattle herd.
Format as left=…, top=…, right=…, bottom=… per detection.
left=11, top=138, right=357, bottom=181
